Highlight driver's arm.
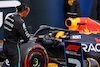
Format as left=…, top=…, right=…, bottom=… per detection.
left=18, top=22, right=30, bottom=43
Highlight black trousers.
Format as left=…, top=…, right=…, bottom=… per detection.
left=3, top=42, right=21, bottom=67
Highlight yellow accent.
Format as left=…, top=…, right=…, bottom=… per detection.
left=87, top=58, right=91, bottom=67
left=68, top=0, right=75, bottom=6
left=55, top=31, right=65, bottom=38
left=84, top=27, right=91, bottom=34
left=65, top=18, right=80, bottom=31
left=0, top=40, right=3, bottom=44
left=48, top=63, right=58, bottom=67
left=79, top=28, right=100, bottom=35
left=33, top=37, right=38, bottom=39
left=60, top=36, right=66, bottom=38
left=85, top=20, right=87, bottom=23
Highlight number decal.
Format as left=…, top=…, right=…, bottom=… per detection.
left=68, top=58, right=81, bottom=67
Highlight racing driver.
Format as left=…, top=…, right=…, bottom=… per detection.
left=3, top=3, right=30, bottom=67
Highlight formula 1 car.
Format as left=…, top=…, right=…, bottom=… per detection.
left=0, top=17, right=100, bottom=67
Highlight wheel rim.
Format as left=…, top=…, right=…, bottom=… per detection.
left=28, top=50, right=46, bottom=67
left=33, top=58, right=39, bottom=67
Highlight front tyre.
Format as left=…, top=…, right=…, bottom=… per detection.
left=20, top=42, right=49, bottom=67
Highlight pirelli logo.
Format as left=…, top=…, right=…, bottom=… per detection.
left=66, top=44, right=80, bottom=52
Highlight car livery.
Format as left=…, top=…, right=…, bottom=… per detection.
left=0, top=17, right=100, bottom=67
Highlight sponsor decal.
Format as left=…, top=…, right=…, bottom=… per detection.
left=33, top=45, right=44, bottom=50
left=82, top=43, right=100, bottom=52
left=65, top=51, right=81, bottom=56
left=66, top=44, right=80, bottom=52
left=71, top=35, right=81, bottom=39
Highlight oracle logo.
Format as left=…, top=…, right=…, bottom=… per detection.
left=82, top=43, right=100, bottom=52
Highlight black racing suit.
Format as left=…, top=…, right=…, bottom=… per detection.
left=3, top=12, right=30, bottom=67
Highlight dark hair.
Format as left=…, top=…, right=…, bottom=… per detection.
left=16, top=3, right=28, bottom=12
